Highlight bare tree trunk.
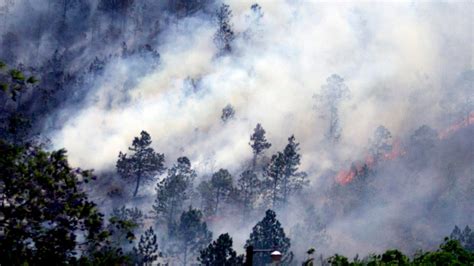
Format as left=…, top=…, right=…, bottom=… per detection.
left=133, top=175, right=140, bottom=197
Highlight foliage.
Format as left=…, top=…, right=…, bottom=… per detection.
left=134, top=226, right=161, bottom=266
left=237, top=169, right=261, bottom=216
left=368, top=125, right=392, bottom=160
left=263, top=135, right=308, bottom=207
left=221, top=104, right=235, bottom=122
left=153, top=157, right=195, bottom=230
left=313, top=74, right=350, bottom=142
left=168, top=207, right=212, bottom=266
left=199, top=169, right=234, bottom=216
left=249, top=123, right=271, bottom=167
left=214, top=4, right=235, bottom=54
left=198, top=233, right=244, bottom=266
left=0, top=61, right=38, bottom=101
left=107, top=206, right=143, bottom=250
left=324, top=238, right=473, bottom=265
left=250, top=123, right=272, bottom=157
left=450, top=225, right=474, bottom=251
left=245, top=209, right=292, bottom=266
left=116, top=130, right=166, bottom=197
left=0, top=141, right=106, bottom=264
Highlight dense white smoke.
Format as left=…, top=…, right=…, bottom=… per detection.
left=43, top=0, right=473, bottom=258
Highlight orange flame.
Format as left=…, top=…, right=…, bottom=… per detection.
left=335, top=169, right=356, bottom=185
left=438, top=112, right=474, bottom=139
left=335, top=112, right=473, bottom=185
left=335, top=138, right=406, bottom=185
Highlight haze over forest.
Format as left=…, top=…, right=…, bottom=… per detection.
left=0, top=0, right=473, bottom=265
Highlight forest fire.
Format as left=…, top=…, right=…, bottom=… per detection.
left=335, top=138, right=406, bottom=185
left=438, top=112, right=474, bottom=139
left=336, top=113, right=474, bottom=185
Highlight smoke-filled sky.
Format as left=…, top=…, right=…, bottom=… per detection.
left=51, top=1, right=472, bottom=172
left=9, top=0, right=468, bottom=258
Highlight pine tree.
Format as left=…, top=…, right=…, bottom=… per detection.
left=135, top=227, right=161, bottom=266
left=221, top=104, right=235, bottom=122
left=451, top=225, right=474, bottom=251
left=245, top=210, right=292, bottom=266
left=199, top=169, right=234, bottom=216
left=0, top=141, right=109, bottom=265
left=281, top=135, right=308, bottom=200
left=116, top=130, right=165, bottom=197
left=169, top=207, right=212, bottom=266
left=214, top=4, right=234, bottom=54
left=369, top=125, right=392, bottom=160
left=263, top=135, right=308, bottom=208
left=153, top=157, right=195, bottom=230
left=198, top=233, right=243, bottom=266
left=107, top=206, right=143, bottom=250
left=237, top=169, right=261, bottom=216
left=249, top=123, right=271, bottom=169
left=313, top=74, right=350, bottom=143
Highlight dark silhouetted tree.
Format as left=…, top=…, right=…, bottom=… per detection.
left=263, top=135, right=308, bottom=207
left=153, top=157, right=195, bottom=230
left=116, top=130, right=165, bottom=197
left=368, top=125, right=392, bottom=160
left=0, top=61, right=38, bottom=101
left=407, top=125, right=438, bottom=169
left=245, top=210, right=292, bottom=266
left=249, top=123, right=271, bottom=168
left=440, top=70, right=473, bottom=124
left=214, top=4, right=234, bottom=54
left=0, top=141, right=108, bottom=265
left=107, top=206, right=143, bottom=250
left=413, top=238, right=474, bottom=265
left=134, top=226, right=161, bottom=266
left=451, top=225, right=474, bottom=251
left=198, top=233, right=243, bottom=265
left=169, top=207, right=212, bottom=266
left=237, top=169, right=261, bottom=216
left=221, top=104, right=235, bottom=122
left=199, top=169, right=234, bottom=216
left=313, top=74, right=350, bottom=142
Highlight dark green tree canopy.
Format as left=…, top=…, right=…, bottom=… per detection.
left=451, top=225, right=474, bottom=251
left=134, top=226, right=161, bottom=266
left=313, top=74, right=350, bottom=142
left=245, top=209, right=291, bottom=266
left=214, top=4, right=235, bottom=54
left=153, top=156, right=195, bottom=229
left=169, top=207, right=212, bottom=266
left=199, top=168, right=234, bottom=216
left=368, top=125, right=392, bottom=160
left=198, top=233, right=243, bottom=266
left=250, top=123, right=271, bottom=158
left=237, top=169, right=261, bottom=215
left=221, top=104, right=235, bottom=122
left=107, top=206, right=143, bottom=250
left=116, top=130, right=165, bottom=197
left=264, top=135, right=308, bottom=207
left=0, top=141, right=105, bottom=265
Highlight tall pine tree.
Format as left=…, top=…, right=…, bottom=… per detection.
left=198, top=169, right=234, bottom=216
left=214, top=4, right=234, bottom=55
left=249, top=123, right=271, bottom=169
left=116, top=130, right=165, bottom=197
left=169, top=207, right=212, bottom=266
left=134, top=226, right=161, bottom=266
left=245, top=210, right=292, bottom=266
left=237, top=169, right=261, bottom=217
left=198, top=233, right=243, bottom=265
left=263, top=135, right=308, bottom=208
left=153, top=157, right=195, bottom=231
